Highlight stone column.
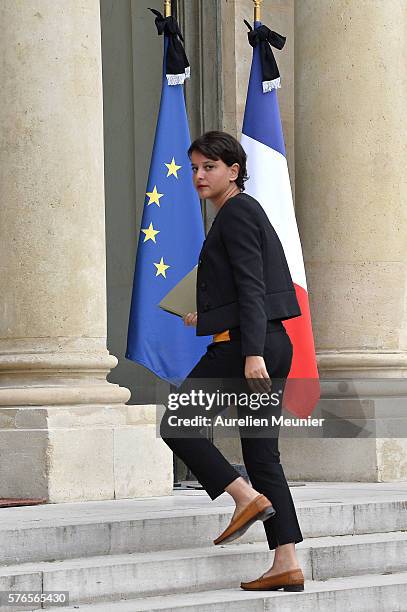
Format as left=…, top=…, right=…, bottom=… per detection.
left=280, top=0, right=407, bottom=481
left=0, top=1, right=172, bottom=501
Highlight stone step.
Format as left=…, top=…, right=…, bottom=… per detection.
left=34, top=571, right=407, bottom=612
left=1, top=532, right=406, bottom=607
left=0, top=484, right=406, bottom=565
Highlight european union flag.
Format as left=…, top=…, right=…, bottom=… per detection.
left=126, top=15, right=210, bottom=385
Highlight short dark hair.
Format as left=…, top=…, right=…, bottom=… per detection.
left=188, top=131, right=248, bottom=191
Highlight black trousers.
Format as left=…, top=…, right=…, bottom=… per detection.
left=159, top=324, right=303, bottom=550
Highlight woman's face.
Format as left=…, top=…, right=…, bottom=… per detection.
left=190, top=150, right=239, bottom=201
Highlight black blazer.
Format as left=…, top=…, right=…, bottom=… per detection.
left=196, top=192, right=301, bottom=356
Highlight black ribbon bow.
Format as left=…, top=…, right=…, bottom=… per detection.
left=149, top=8, right=190, bottom=85
left=244, top=20, right=286, bottom=92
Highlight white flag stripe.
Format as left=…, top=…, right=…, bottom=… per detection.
left=241, top=133, right=307, bottom=290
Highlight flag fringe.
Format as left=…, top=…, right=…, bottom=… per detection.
left=166, top=67, right=190, bottom=86
left=262, top=77, right=281, bottom=93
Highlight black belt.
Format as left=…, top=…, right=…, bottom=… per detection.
left=228, top=319, right=284, bottom=340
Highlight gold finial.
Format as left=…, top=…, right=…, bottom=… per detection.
left=164, top=0, right=171, bottom=17
left=253, top=0, right=264, bottom=22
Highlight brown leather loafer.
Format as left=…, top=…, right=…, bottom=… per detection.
left=240, top=568, right=304, bottom=591
left=213, top=494, right=276, bottom=545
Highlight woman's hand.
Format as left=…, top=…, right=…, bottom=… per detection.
left=245, top=356, right=272, bottom=393
left=183, top=312, right=198, bottom=327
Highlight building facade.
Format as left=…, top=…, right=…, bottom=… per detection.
left=0, top=0, right=406, bottom=502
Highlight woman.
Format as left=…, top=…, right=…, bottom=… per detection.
left=160, top=131, right=304, bottom=592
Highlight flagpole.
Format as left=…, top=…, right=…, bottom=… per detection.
left=164, top=0, right=171, bottom=17
left=253, top=0, right=263, bottom=22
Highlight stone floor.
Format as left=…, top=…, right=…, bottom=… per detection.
left=1, top=481, right=407, bottom=530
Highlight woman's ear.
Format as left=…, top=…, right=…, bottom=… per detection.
left=229, top=163, right=240, bottom=182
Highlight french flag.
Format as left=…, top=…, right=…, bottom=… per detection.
left=241, top=22, right=320, bottom=417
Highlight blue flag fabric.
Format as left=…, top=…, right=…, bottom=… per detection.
left=126, top=36, right=210, bottom=385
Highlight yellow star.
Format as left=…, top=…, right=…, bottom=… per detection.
left=165, top=157, right=182, bottom=178
left=154, top=257, right=170, bottom=278
left=141, top=222, right=160, bottom=243
left=146, top=185, right=164, bottom=206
